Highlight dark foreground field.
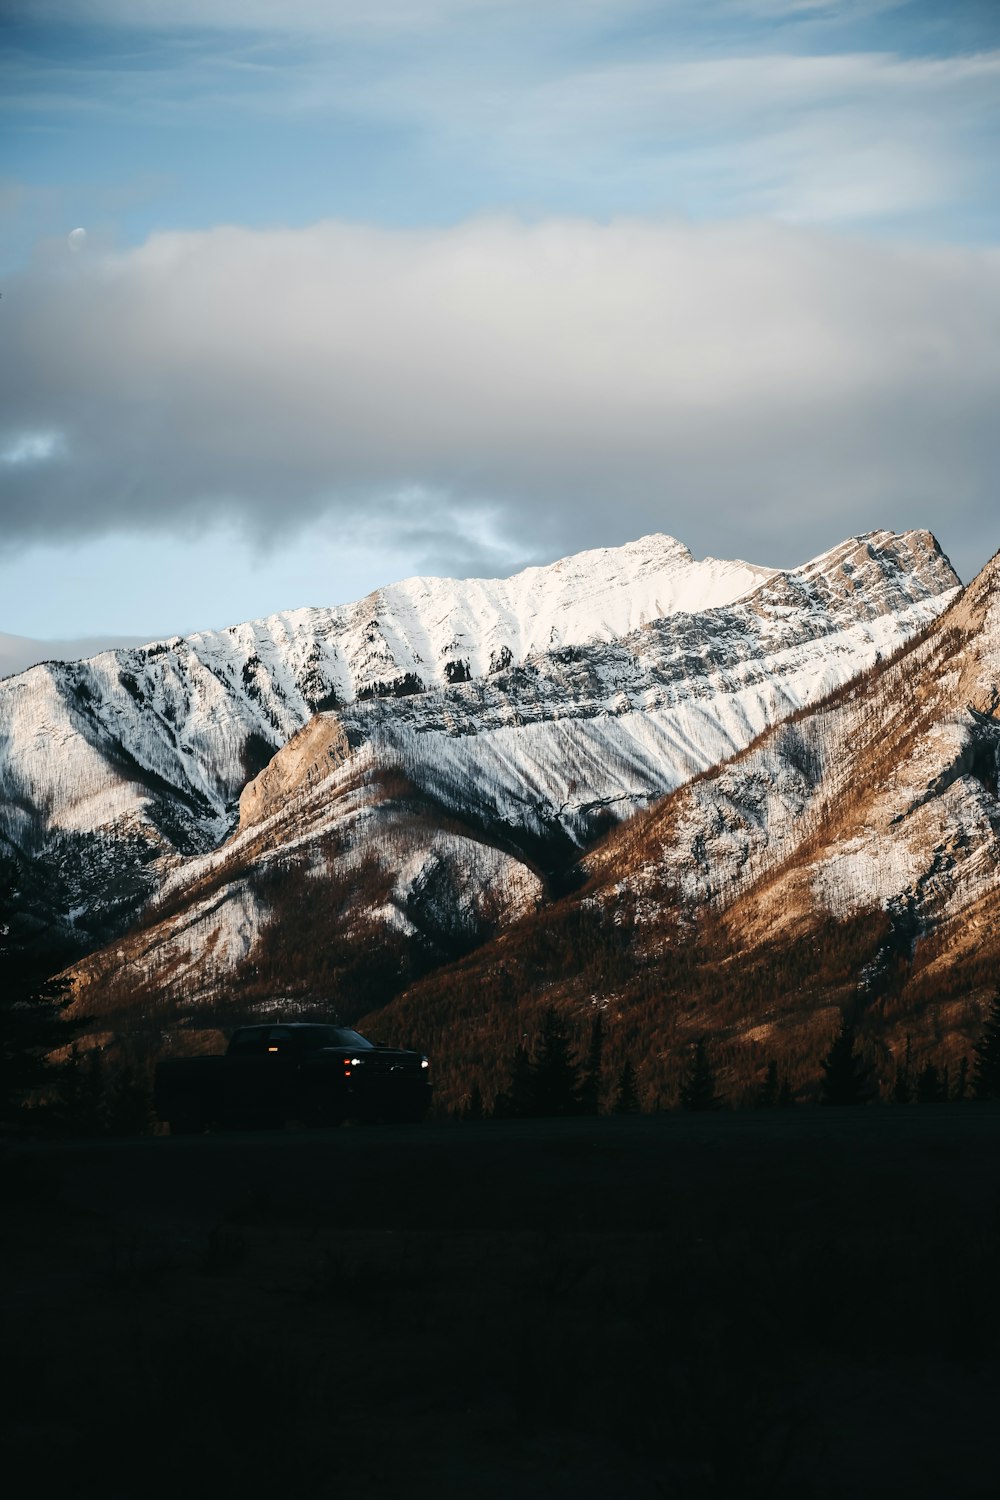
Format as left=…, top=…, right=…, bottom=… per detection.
left=6, top=1108, right=1000, bottom=1498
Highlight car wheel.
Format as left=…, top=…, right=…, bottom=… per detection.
left=390, top=1099, right=429, bottom=1124
left=168, top=1097, right=204, bottom=1135
left=303, top=1093, right=343, bottom=1129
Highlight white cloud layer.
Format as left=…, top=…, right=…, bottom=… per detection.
left=2, top=216, right=998, bottom=579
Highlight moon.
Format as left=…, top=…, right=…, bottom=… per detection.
left=67, top=227, right=87, bottom=253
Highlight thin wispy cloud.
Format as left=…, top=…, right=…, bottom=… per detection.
left=4, top=10, right=997, bottom=236
left=6, top=0, right=923, bottom=32
left=6, top=1, right=648, bottom=34
left=401, top=47, right=1000, bottom=225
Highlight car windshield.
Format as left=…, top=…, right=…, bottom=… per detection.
left=328, top=1028, right=375, bottom=1050
left=289, top=1026, right=377, bottom=1051
left=228, top=1024, right=377, bottom=1054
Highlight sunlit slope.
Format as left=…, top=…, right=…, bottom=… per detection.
left=367, top=552, right=998, bottom=1110
left=51, top=531, right=960, bottom=1029
left=5, top=525, right=965, bottom=1053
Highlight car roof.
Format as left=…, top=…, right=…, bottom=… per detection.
left=234, top=1021, right=340, bottom=1029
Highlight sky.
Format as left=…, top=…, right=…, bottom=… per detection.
left=1, top=0, right=999, bottom=667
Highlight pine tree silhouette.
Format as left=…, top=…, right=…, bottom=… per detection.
left=953, top=1056, right=970, bottom=1101
left=973, top=988, right=1000, bottom=1100
left=105, top=1064, right=154, bottom=1136
left=916, top=1061, right=947, bottom=1104
left=612, top=1059, right=640, bottom=1114
left=891, top=1035, right=913, bottom=1104
left=463, top=1082, right=484, bottom=1121
left=530, top=1008, right=580, bottom=1117
left=819, top=1017, right=872, bottom=1106
left=680, top=1038, right=721, bottom=1111
left=755, top=1059, right=779, bottom=1108
left=577, top=1013, right=604, bottom=1116
left=777, top=1076, right=794, bottom=1108
left=54, top=1045, right=108, bottom=1136
left=495, top=1042, right=533, bottom=1119
left=0, top=962, right=80, bottom=1128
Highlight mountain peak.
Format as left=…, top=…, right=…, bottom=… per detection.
left=2, top=523, right=966, bottom=1040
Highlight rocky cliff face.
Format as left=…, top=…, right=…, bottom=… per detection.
left=583, top=546, right=999, bottom=933
left=236, top=715, right=354, bottom=832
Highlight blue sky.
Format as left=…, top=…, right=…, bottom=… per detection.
left=1, top=0, right=999, bottom=659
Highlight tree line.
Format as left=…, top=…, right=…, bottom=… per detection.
left=462, top=988, right=1000, bottom=1119
left=4, top=967, right=1000, bottom=1134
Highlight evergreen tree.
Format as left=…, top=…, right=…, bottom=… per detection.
left=0, top=971, right=80, bottom=1129
left=953, top=1056, right=970, bottom=1102
left=755, top=1059, right=779, bottom=1108
left=0, top=862, right=85, bottom=1130
left=916, top=1061, right=947, bottom=1104
left=891, top=1035, right=913, bottom=1104
left=777, top=1076, right=794, bottom=1108
left=973, top=988, right=1000, bottom=1100
left=577, top=1013, right=605, bottom=1116
left=530, top=1008, right=580, bottom=1117
left=463, top=1082, right=484, bottom=1122
left=495, top=1041, right=533, bottom=1119
left=105, top=1064, right=155, bottom=1136
left=53, top=1045, right=108, bottom=1136
left=612, top=1059, right=640, bottom=1115
left=679, top=1038, right=721, bottom=1112
left=819, top=1017, right=872, bottom=1106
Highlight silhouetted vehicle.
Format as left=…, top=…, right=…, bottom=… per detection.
left=153, top=1023, right=431, bottom=1134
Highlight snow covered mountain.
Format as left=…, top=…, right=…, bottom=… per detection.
left=1, top=532, right=775, bottom=879
left=3, top=532, right=765, bottom=950
left=41, top=528, right=961, bottom=1038
left=371, top=546, right=999, bottom=1111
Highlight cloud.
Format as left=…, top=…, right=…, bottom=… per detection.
left=6, top=42, right=994, bottom=233
left=1, top=216, right=998, bottom=580
left=0, top=631, right=149, bottom=679
left=5, top=0, right=997, bottom=238
left=396, top=48, right=1000, bottom=225
left=2, top=430, right=65, bottom=465
left=4, top=0, right=924, bottom=33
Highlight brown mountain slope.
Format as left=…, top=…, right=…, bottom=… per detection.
left=64, top=735, right=544, bottom=1048
left=366, top=554, right=1000, bottom=1112
left=54, top=529, right=960, bottom=1053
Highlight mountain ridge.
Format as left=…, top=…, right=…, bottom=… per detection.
left=365, top=551, right=999, bottom=1110
left=38, top=527, right=964, bottom=1046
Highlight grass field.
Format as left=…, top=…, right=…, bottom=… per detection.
left=6, top=1107, right=1000, bottom=1498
